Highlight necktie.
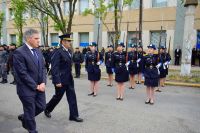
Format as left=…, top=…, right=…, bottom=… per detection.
left=31, top=49, right=39, bottom=65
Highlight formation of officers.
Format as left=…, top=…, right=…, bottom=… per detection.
left=85, top=42, right=171, bottom=104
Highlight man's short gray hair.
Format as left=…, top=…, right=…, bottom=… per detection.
left=23, top=29, right=39, bottom=41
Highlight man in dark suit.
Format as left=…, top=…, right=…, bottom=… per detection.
left=13, top=29, right=46, bottom=133
left=73, top=47, right=84, bottom=78
left=174, top=46, right=181, bottom=65
left=44, top=34, right=83, bottom=122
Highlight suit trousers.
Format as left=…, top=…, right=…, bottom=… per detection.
left=45, top=84, right=79, bottom=118
left=19, top=91, right=46, bottom=133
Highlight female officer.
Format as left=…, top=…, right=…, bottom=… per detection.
left=143, top=44, right=159, bottom=105
left=126, top=44, right=138, bottom=89
left=105, top=45, right=114, bottom=86
left=85, top=42, right=103, bottom=97
left=156, top=45, right=171, bottom=92
left=136, top=45, right=146, bottom=84
left=113, top=42, right=129, bottom=100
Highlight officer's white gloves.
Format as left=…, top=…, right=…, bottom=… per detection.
left=164, top=61, right=170, bottom=66
left=97, top=61, right=103, bottom=65
left=137, top=58, right=141, bottom=63
left=112, top=68, right=115, bottom=73
left=125, top=61, right=130, bottom=67
left=156, top=63, right=162, bottom=69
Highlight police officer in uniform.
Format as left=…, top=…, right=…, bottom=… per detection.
left=44, top=34, right=83, bottom=122
left=8, top=43, right=17, bottom=84
left=105, top=45, right=114, bottom=86
left=136, top=45, right=145, bottom=84
left=143, top=44, right=159, bottom=105
left=156, top=45, right=171, bottom=92
left=126, top=44, right=138, bottom=89
left=73, top=47, right=84, bottom=78
left=113, top=42, right=129, bottom=100
left=85, top=42, right=103, bottom=97
left=0, top=45, right=8, bottom=83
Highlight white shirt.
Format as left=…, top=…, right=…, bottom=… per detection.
left=25, top=42, right=34, bottom=55
left=62, top=45, right=71, bottom=57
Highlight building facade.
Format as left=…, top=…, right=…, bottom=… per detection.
left=0, top=0, right=200, bottom=55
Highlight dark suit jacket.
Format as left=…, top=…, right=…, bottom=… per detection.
left=13, top=44, right=46, bottom=96
left=51, top=47, right=74, bottom=86
left=175, top=49, right=181, bottom=58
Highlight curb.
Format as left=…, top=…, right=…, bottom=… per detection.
left=101, top=76, right=200, bottom=88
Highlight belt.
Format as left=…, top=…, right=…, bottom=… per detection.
left=131, top=60, right=136, bottom=63
left=146, top=65, right=155, bottom=69
left=116, top=63, right=125, bottom=66
left=89, top=61, right=96, bottom=65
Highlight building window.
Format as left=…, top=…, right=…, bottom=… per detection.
left=79, top=0, right=89, bottom=13
left=10, top=34, right=16, bottom=44
left=23, top=11, right=29, bottom=19
left=152, top=0, right=167, bottom=8
left=30, top=7, right=38, bottom=18
left=9, top=8, right=14, bottom=20
left=50, top=33, right=59, bottom=46
left=64, top=0, right=69, bottom=15
left=79, top=32, right=89, bottom=46
left=130, top=0, right=140, bottom=9
left=150, top=31, right=167, bottom=47
left=127, top=31, right=139, bottom=46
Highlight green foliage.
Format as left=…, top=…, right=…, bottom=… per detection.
left=0, top=12, right=4, bottom=37
left=83, top=0, right=133, bottom=46
left=11, top=0, right=27, bottom=46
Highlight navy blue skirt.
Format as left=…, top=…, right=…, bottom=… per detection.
left=144, top=67, right=159, bottom=87
left=106, top=67, right=113, bottom=74
left=159, top=67, right=167, bottom=78
left=87, top=65, right=101, bottom=81
left=115, top=66, right=129, bottom=83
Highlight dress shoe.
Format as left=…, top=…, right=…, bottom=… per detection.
left=18, top=114, right=27, bottom=129
left=119, top=98, right=123, bottom=101
left=107, top=84, right=113, bottom=87
left=155, top=89, right=162, bottom=92
left=145, top=99, right=150, bottom=104
left=0, top=79, right=7, bottom=84
left=116, top=97, right=120, bottom=100
left=10, top=81, right=16, bottom=85
left=69, top=117, right=83, bottom=122
left=44, top=110, right=51, bottom=118
left=149, top=100, right=154, bottom=105
left=88, top=92, right=94, bottom=96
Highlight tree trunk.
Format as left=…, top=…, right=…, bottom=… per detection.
left=114, top=1, right=119, bottom=50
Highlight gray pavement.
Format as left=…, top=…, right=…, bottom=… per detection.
left=0, top=75, right=200, bottom=133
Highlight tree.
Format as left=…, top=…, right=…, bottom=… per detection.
left=83, top=0, right=133, bottom=49
left=27, top=0, right=77, bottom=34
left=11, top=0, right=27, bottom=46
left=29, top=7, right=49, bottom=46
left=0, top=12, right=4, bottom=44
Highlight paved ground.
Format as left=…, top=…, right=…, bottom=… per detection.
left=0, top=75, right=200, bottom=133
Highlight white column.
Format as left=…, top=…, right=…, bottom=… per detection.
left=102, top=32, right=108, bottom=48
left=180, top=5, right=197, bottom=76
left=142, top=30, right=150, bottom=50
left=73, top=32, right=79, bottom=47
